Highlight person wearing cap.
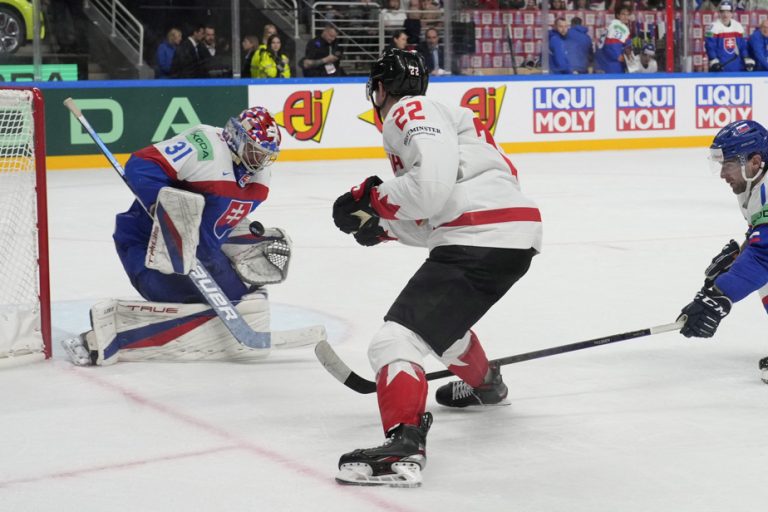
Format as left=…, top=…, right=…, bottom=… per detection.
left=626, top=43, right=658, bottom=73
left=705, top=0, right=754, bottom=72
left=748, top=18, right=768, bottom=71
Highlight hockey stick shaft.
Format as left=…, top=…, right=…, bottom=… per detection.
left=64, top=97, right=272, bottom=349
left=507, top=24, right=518, bottom=75
left=315, top=320, right=684, bottom=394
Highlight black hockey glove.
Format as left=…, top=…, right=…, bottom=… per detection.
left=332, top=176, right=383, bottom=234
left=678, top=287, right=732, bottom=338
left=704, top=239, right=740, bottom=288
left=353, top=216, right=388, bottom=246
left=709, top=59, right=722, bottom=72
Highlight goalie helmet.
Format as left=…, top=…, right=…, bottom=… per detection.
left=366, top=48, right=428, bottom=104
left=223, top=106, right=281, bottom=176
left=710, top=120, right=768, bottom=180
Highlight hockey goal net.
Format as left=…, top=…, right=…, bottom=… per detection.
left=0, top=87, right=50, bottom=366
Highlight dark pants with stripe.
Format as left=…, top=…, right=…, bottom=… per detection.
left=384, top=245, right=536, bottom=356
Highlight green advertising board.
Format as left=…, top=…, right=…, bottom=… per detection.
left=0, top=64, right=78, bottom=82
left=43, top=86, right=248, bottom=156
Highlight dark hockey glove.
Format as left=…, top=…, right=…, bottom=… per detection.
left=709, top=59, right=722, bottom=72
left=353, top=216, right=388, bottom=246
left=704, top=239, right=740, bottom=288
left=678, top=287, right=732, bottom=338
left=332, top=176, right=383, bottom=234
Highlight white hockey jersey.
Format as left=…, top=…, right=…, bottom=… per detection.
left=372, top=96, right=542, bottom=252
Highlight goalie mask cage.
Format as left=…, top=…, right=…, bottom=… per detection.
left=0, top=87, right=51, bottom=366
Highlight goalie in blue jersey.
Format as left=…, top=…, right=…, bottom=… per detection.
left=678, top=120, right=768, bottom=383
left=62, top=106, right=295, bottom=366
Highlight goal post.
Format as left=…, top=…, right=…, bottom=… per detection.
left=0, top=87, right=51, bottom=366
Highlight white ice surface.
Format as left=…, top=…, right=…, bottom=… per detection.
left=2, top=149, right=767, bottom=511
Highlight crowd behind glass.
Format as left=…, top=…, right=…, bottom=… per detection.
left=35, top=0, right=768, bottom=78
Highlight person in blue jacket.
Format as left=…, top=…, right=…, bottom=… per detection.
left=594, top=5, right=632, bottom=74
left=748, top=18, right=768, bottom=71
left=678, top=120, right=768, bottom=384
left=155, top=28, right=181, bottom=78
left=549, top=17, right=573, bottom=74
left=705, top=0, right=754, bottom=72
left=564, top=17, right=593, bottom=74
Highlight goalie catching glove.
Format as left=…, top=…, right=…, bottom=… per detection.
left=333, top=176, right=390, bottom=246
left=221, top=220, right=292, bottom=286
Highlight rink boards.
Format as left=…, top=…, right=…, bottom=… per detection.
left=33, top=72, right=768, bottom=169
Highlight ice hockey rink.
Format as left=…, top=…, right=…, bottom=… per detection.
left=2, top=148, right=767, bottom=511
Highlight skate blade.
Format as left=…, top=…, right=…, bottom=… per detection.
left=335, top=462, right=423, bottom=488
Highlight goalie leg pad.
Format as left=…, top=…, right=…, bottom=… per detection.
left=145, top=187, right=205, bottom=275
left=79, top=293, right=271, bottom=365
left=222, top=222, right=292, bottom=286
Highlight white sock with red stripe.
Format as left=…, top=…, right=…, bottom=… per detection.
left=376, top=361, right=428, bottom=433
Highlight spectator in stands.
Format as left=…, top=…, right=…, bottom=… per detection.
left=698, top=0, right=718, bottom=10
left=594, top=5, right=631, bottom=73
left=50, top=0, right=89, bottom=54
left=383, top=0, right=408, bottom=29
left=260, top=24, right=278, bottom=55
left=570, top=0, right=590, bottom=9
left=255, top=34, right=291, bottom=78
left=551, top=0, right=567, bottom=10
left=748, top=18, right=768, bottom=70
left=521, top=0, right=539, bottom=10
left=626, top=43, right=658, bottom=72
left=565, top=17, right=593, bottom=73
left=171, top=24, right=205, bottom=78
left=417, top=27, right=449, bottom=75
left=415, top=0, right=443, bottom=29
left=199, top=25, right=217, bottom=77
left=155, top=28, right=182, bottom=79
left=241, top=35, right=259, bottom=78
left=549, top=17, right=574, bottom=73
left=302, top=24, right=345, bottom=76
left=705, top=0, right=753, bottom=71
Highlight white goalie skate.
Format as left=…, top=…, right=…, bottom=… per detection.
left=61, top=334, right=93, bottom=366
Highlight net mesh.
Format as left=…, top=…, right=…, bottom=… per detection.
left=0, top=89, right=43, bottom=359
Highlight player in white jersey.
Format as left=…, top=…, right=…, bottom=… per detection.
left=677, top=120, right=768, bottom=384
left=331, top=49, right=543, bottom=487
left=62, top=106, right=294, bottom=366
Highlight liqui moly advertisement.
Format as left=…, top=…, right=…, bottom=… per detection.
left=695, top=83, right=752, bottom=129
left=616, top=85, right=675, bottom=131
left=532, top=86, right=595, bottom=134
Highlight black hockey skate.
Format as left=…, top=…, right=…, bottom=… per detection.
left=760, top=356, right=768, bottom=385
left=336, top=412, right=433, bottom=488
left=435, top=363, right=508, bottom=408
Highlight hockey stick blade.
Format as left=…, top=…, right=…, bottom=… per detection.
left=315, top=320, right=685, bottom=394
left=64, top=97, right=271, bottom=349
left=272, top=325, right=327, bottom=349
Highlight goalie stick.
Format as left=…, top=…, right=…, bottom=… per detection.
left=315, top=320, right=685, bottom=394
left=64, top=97, right=325, bottom=350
